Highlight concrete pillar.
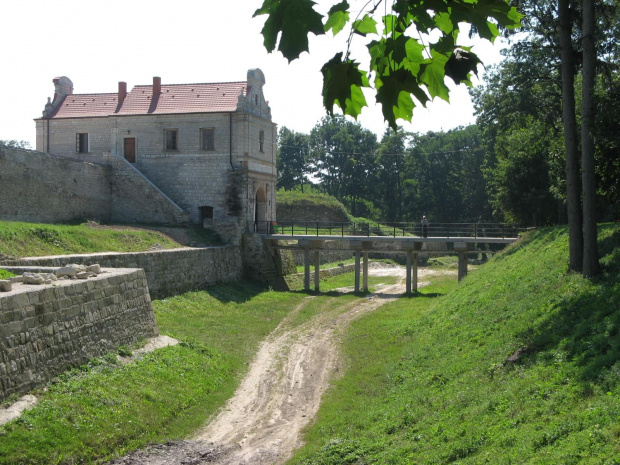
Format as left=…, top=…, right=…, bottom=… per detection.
left=314, top=250, right=320, bottom=292
left=454, top=242, right=472, bottom=282
left=406, top=251, right=412, bottom=294
left=304, top=249, right=310, bottom=291
left=362, top=251, right=369, bottom=292
left=354, top=250, right=361, bottom=292
left=412, top=252, right=418, bottom=292
left=458, top=252, right=468, bottom=281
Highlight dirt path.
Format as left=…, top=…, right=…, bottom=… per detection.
left=110, top=265, right=445, bottom=465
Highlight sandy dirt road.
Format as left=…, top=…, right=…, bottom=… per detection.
left=110, top=265, right=445, bottom=465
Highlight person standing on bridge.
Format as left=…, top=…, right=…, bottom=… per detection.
left=421, top=215, right=429, bottom=238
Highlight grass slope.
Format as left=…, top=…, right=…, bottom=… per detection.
left=0, top=221, right=183, bottom=258
left=290, top=224, right=620, bottom=464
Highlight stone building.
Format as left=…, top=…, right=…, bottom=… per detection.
left=33, top=69, right=277, bottom=231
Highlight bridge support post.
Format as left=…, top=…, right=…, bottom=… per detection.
left=363, top=252, right=369, bottom=292
left=455, top=242, right=473, bottom=282
left=406, top=251, right=412, bottom=294
left=314, top=250, right=320, bottom=292
left=354, top=251, right=361, bottom=292
left=412, top=252, right=418, bottom=292
left=304, top=249, right=310, bottom=291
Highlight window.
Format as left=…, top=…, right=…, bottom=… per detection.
left=259, top=130, right=265, bottom=152
left=164, top=129, right=178, bottom=150
left=201, top=128, right=215, bottom=151
left=76, top=133, right=89, bottom=153
left=200, top=206, right=214, bottom=220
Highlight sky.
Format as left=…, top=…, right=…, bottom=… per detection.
left=0, top=0, right=508, bottom=148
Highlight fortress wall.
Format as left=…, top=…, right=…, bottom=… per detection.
left=0, top=146, right=190, bottom=225
left=3, top=247, right=243, bottom=300
left=0, top=268, right=158, bottom=401
left=0, top=145, right=113, bottom=224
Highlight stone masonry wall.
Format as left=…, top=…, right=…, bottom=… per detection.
left=0, top=268, right=158, bottom=401
left=0, top=145, right=188, bottom=225
left=1, top=247, right=243, bottom=300
left=0, top=145, right=112, bottom=224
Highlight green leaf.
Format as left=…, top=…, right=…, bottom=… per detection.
left=376, top=69, right=430, bottom=129
left=254, top=0, right=325, bottom=61
left=420, top=50, right=450, bottom=102
left=445, top=48, right=482, bottom=84
left=321, top=53, right=369, bottom=118
left=325, top=1, right=349, bottom=35
left=434, top=11, right=454, bottom=35
left=352, top=15, right=378, bottom=37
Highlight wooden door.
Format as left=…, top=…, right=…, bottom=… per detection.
left=124, top=138, right=136, bottom=163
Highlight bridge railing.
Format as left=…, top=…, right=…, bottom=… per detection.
left=255, top=221, right=523, bottom=239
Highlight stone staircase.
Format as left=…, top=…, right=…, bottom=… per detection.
left=242, top=234, right=289, bottom=291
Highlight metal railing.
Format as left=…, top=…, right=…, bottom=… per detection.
left=254, top=221, right=523, bottom=239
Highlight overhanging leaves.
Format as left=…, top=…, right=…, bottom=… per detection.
left=325, top=1, right=349, bottom=35
left=254, top=0, right=324, bottom=61
left=256, top=0, right=522, bottom=129
left=321, top=53, right=369, bottom=119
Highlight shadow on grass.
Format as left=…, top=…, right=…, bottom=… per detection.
left=205, top=280, right=271, bottom=303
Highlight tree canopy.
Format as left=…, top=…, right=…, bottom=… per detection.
left=254, top=0, right=521, bottom=129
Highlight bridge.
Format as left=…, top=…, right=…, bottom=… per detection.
left=256, top=221, right=523, bottom=294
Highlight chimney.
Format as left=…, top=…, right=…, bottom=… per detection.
left=118, top=81, right=127, bottom=105
left=153, top=76, right=161, bottom=97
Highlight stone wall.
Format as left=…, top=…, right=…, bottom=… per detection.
left=0, top=145, right=112, bottom=224
left=0, top=268, right=158, bottom=401
left=290, top=240, right=354, bottom=266
left=1, top=247, right=243, bottom=299
left=0, top=145, right=189, bottom=225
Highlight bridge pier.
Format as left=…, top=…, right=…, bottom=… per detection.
left=300, top=239, right=325, bottom=292
left=454, top=242, right=473, bottom=281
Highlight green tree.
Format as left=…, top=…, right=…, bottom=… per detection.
left=254, top=0, right=521, bottom=129
left=404, top=126, right=489, bottom=223
left=0, top=140, right=31, bottom=149
left=374, top=129, right=408, bottom=222
left=276, top=127, right=310, bottom=191
left=309, top=115, right=378, bottom=216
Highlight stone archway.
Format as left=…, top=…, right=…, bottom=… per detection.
left=254, top=186, right=267, bottom=231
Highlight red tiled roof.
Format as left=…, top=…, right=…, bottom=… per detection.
left=49, top=81, right=247, bottom=118
left=51, top=93, right=119, bottom=118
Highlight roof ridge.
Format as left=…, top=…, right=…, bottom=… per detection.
left=67, top=92, right=118, bottom=97
left=132, top=81, right=247, bottom=88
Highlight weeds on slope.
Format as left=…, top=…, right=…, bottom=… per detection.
left=290, top=224, right=620, bottom=464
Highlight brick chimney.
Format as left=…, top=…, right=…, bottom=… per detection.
left=153, top=76, right=161, bottom=97
left=118, top=81, right=127, bottom=105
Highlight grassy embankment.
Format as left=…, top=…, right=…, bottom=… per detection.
left=290, top=223, right=620, bottom=464
left=1, top=220, right=618, bottom=463
left=0, top=221, right=184, bottom=258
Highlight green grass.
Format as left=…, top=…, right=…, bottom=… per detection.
left=289, top=223, right=620, bottom=464
left=0, top=221, right=183, bottom=258
left=0, top=275, right=402, bottom=464
left=0, top=269, right=15, bottom=279
left=0, top=281, right=307, bottom=464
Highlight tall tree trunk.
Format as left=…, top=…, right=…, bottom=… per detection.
left=559, top=0, right=583, bottom=272
left=581, top=0, right=600, bottom=277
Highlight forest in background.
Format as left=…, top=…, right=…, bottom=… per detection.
left=275, top=0, right=619, bottom=229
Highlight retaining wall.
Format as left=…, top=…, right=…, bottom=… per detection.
left=0, top=268, right=158, bottom=401
left=0, top=145, right=189, bottom=225
left=2, top=247, right=243, bottom=299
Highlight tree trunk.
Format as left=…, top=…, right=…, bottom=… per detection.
left=581, top=0, right=600, bottom=277
left=559, top=0, right=583, bottom=272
